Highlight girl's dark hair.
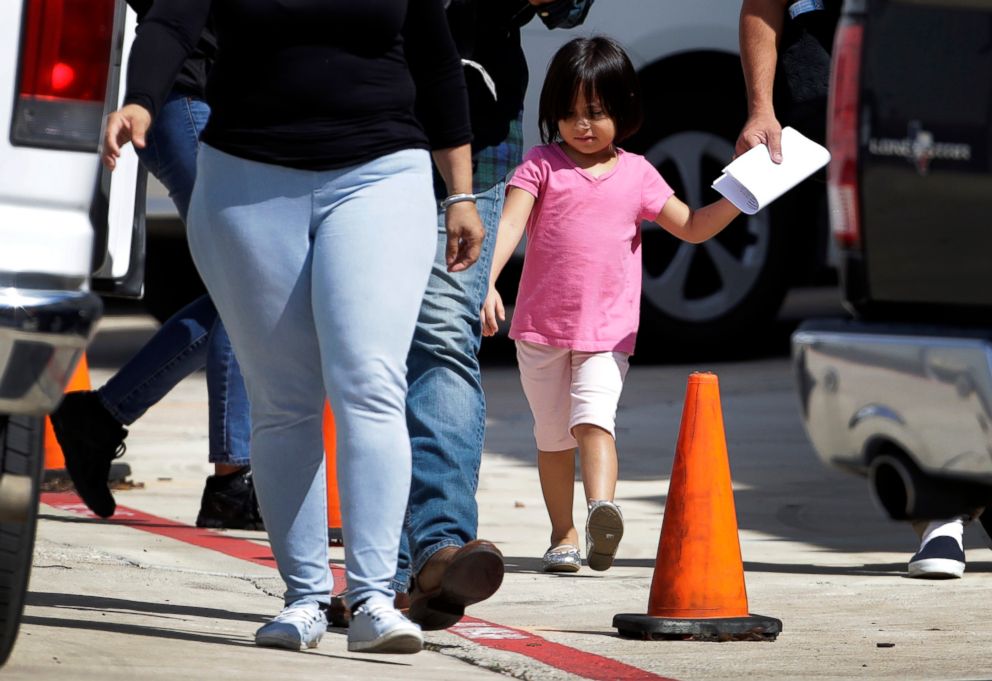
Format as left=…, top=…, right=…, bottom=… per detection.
left=538, top=36, right=643, bottom=145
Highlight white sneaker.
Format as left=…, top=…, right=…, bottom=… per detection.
left=347, top=600, right=423, bottom=654
left=255, top=600, right=326, bottom=650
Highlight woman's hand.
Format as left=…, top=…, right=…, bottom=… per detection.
left=481, top=286, right=505, bottom=337
left=101, top=103, right=152, bottom=170
left=444, top=201, right=484, bottom=272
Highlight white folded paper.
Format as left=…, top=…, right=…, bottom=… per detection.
left=712, top=126, right=831, bottom=215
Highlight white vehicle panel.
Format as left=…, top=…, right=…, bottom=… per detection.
left=521, top=0, right=741, bottom=149
left=99, top=6, right=141, bottom=280
left=0, top=208, right=93, bottom=276
left=0, top=1, right=96, bottom=279
left=0, top=0, right=141, bottom=284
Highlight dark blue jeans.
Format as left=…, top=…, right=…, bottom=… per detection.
left=97, top=92, right=250, bottom=466
left=392, top=178, right=505, bottom=592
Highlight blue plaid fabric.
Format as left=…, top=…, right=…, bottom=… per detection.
left=472, top=116, right=524, bottom=194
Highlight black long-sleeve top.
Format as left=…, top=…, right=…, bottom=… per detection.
left=445, top=1, right=535, bottom=152
left=125, top=0, right=216, bottom=100
left=125, top=0, right=471, bottom=171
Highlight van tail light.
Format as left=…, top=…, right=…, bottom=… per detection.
left=827, top=17, right=864, bottom=250
left=11, top=0, right=116, bottom=151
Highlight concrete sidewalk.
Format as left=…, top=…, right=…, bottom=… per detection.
left=6, top=313, right=992, bottom=680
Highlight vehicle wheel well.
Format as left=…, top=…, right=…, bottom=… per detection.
left=627, top=51, right=746, bottom=153
left=626, top=51, right=796, bottom=357
left=632, top=48, right=827, bottom=283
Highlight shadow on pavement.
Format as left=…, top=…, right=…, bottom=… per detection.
left=26, top=591, right=268, bottom=624
left=22, top=614, right=254, bottom=648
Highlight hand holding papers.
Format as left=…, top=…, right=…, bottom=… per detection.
left=712, top=127, right=830, bottom=214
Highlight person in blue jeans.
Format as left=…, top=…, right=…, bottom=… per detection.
left=50, top=8, right=260, bottom=530
left=383, top=0, right=594, bottom=631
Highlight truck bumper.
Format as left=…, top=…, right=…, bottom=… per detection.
left=0, top=288, right=102, bottom=415
left=792, top=318, right=992, bottom=485
left=792, top=318, right=992, bottom=519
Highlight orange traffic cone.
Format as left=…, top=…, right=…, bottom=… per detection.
left=323, top=402, right=344, bottom=546
left=44, top=352, right=92, bottom=472
left=613, top=372, right=781, bottom=641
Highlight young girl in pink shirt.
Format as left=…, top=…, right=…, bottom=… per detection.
left=482, top=36, right=741, bottom=573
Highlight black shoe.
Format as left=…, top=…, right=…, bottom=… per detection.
left=326, top=596, right=350, bottom=628
left=325, top=593, right=409, bottom=629
left=49, top=391, right=128, bottom=518
left=979, top=510, right=992, bottom=549
left=195, top=467, right=265, bottom=530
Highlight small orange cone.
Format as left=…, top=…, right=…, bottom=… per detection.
left=323, top=402, right=344, bottom=546
left=613, top=372, right=781, bottom=641
left=44, top=352, right=92, bottom=471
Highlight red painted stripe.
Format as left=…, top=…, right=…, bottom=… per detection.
left=448, top=617, right=678, bottom=681
left=41, top=492, right=677, bottom=681
left=40, top=492, right=346, bottom=582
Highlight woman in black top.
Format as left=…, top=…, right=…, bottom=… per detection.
left=102, top=0, right=482, bottom=655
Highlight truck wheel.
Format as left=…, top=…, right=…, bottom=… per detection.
left=625, top=55, right=798, bottom=356
left=0, top=415, right=43, bottom=667
left=638, top=130, right=789, bottom=354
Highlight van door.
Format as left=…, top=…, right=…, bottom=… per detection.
left=91, top=0, right=145, bottom=299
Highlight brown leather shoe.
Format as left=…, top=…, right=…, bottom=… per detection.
left=408, top=539, right=504, bottom=631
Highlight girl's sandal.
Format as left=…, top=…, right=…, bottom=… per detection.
left=542, top=544, right=581, bottom=573
left=586, top=500, right=624, bottom=571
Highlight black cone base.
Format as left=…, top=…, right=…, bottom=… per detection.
left=613, top=613, right=781, bottom=641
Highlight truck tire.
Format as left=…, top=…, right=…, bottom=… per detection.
left=626, top=56, right=794, bottom=356
left=0, top=415, right=43, bottom=667
left=637, top=129, right=789, bottom=355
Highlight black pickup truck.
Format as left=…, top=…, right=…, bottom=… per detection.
left=791, top=0, right=992, bottom=520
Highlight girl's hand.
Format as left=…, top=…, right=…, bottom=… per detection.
left=101, top=104, right=152, bottom=170
left=481, top=287, right=505, bottom=337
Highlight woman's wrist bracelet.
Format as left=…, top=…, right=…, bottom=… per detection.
left=440, top=193, right=477, bottom=210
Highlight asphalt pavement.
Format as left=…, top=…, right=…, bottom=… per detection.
left=6, top=291, right=992, bottom=681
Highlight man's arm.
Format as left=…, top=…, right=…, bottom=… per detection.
left=736, top=0, right=790, bottom=162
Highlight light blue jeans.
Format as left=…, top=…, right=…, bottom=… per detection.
left=186, top=144, right=436, bottom=607
left=394, top=178, right=505, bottom=591
left=99, top=92, right=250, bottom=466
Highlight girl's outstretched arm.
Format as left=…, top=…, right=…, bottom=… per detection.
left=482, top=187, right=535, bottom=337
left=654, top=195, right=741, bottom=244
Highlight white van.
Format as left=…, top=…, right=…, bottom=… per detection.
left=0, top=0, right=141, bottom=664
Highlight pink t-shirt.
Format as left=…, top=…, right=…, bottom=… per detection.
left=507, top=144, right=673, bottom=354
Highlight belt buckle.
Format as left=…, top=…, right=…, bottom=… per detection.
left=788, top=0, right=826, bottom=20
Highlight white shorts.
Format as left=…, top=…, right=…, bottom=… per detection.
left=515, top=340, right=631, bottom=452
